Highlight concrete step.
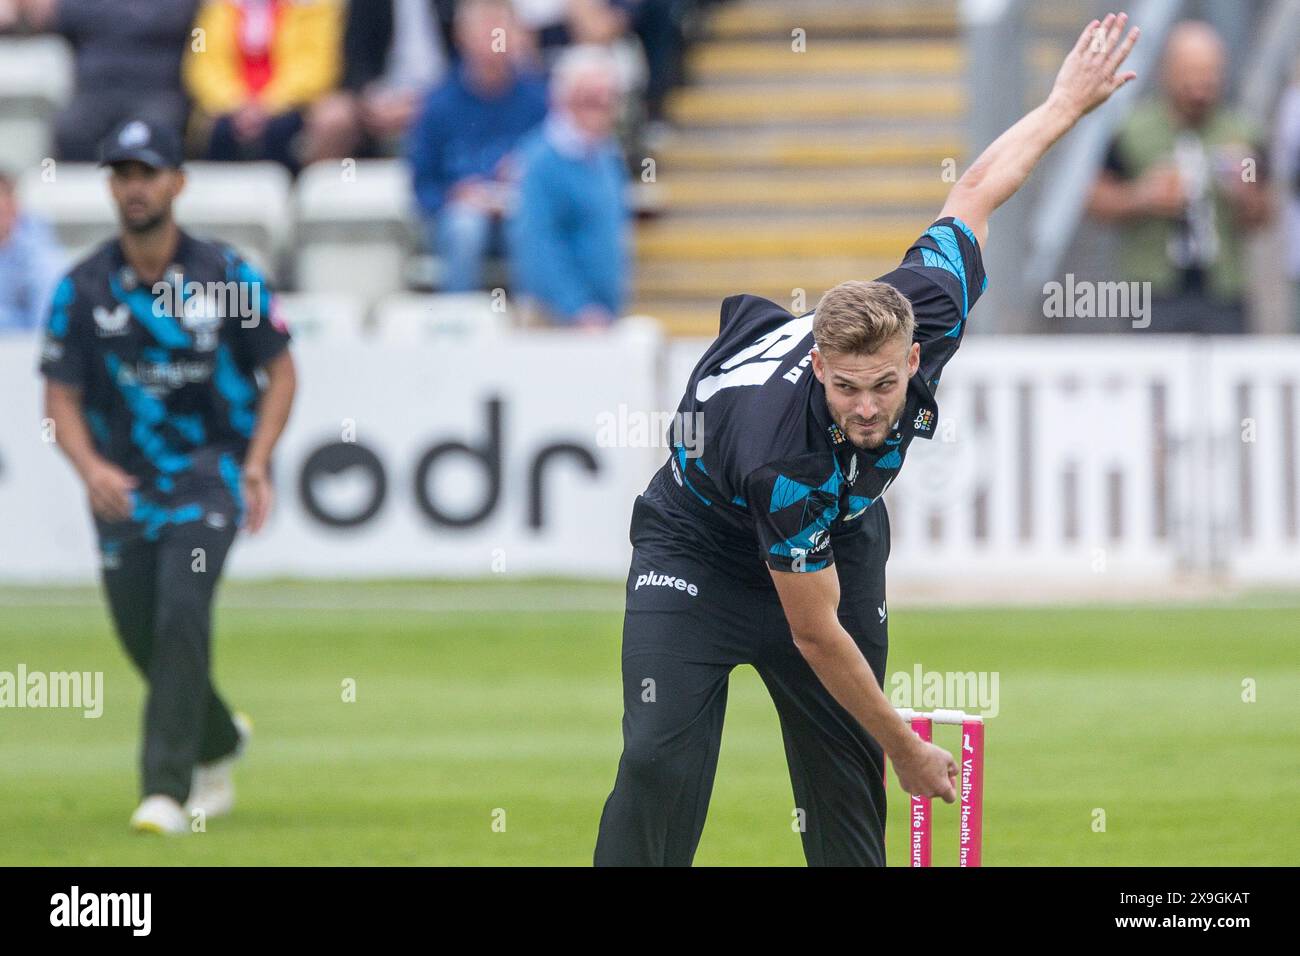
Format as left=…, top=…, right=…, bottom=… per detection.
left=636, top=216, right=923, bottom=260
left=707, top=1, right=960, bottom=40
left=687, top=39, right=962, bottom=82
left=654, top=132, right=965, bottom=172
left=636, top=0, right=975, bottom=339
left=635, top=256, right=900, bottom=299
left=667, top=81, right=964, bottom=126
left=653, top=170, right=949, bottom=210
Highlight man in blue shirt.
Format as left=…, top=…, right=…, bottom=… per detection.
left=508, top=45, right=630, bottom=328
left=595, top=15, right=1141, bottom=866
left=0, top=172, right=65, bottom=334
left=406, top=0, right=547, bottom=291
left=39, top=119, right=297, bottom=835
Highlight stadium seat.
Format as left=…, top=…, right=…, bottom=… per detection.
left=175, top=162, right=292, bottom=280
left=274, top=293, right=369, bottom=343
left=294, top=159, right=414, bottom=304
left=0, top=36, right=73, bottom=173
left=16, top=161, right=290, bottom=278
left=16, top=164, right=117, bottom=264
left=613, top=314, right=665, bottom=346
left=372, top=292, right=510, bottom=344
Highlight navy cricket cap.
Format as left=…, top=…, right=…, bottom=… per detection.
left=98, top=119, right=184, bottom=170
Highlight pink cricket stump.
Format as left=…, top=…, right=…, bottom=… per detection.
left=909, top=715, right=932, bottom=867
left=959, top=717, right=985, bottom=867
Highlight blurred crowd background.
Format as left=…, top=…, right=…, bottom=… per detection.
left=0, top=0, right=1298, bottom=340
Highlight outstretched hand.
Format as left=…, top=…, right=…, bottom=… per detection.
left=1050, top=12, right=1141, bottom=120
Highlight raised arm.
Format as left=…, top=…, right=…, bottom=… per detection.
left=940, top=12, right=1141, bottom=246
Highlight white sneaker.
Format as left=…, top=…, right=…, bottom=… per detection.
left=130, top=795, right=188, bottom=835
left=185, top=712, right=252, bottom=820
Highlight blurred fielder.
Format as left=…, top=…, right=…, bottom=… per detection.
left=38, top=119, right=296, bottom=834
left=595, top=15, right=1141, bottom=866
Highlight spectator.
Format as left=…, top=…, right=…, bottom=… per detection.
left=1087, top=20, right=1271, bottom=334
left=407, top=0, right=547, bottom=292
left=0, top=171, right=65, bottom=333
left=514, top=0, right=685, bottom=127
left=23, top=0, right=199, bottom=161
left=1276, top=59, right=1300, bottom=332
left=508, top=45, right=630, bottom=328
left=604, top=1, right=685, bottom=125
left=183, top=0, right=343, bottom=173
left=308, top=0, right=450, bottom=160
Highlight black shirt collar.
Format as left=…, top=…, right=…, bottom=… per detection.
left=110, top=228, right=196, bottom=291
left=809, top=375, right=865, bottom=473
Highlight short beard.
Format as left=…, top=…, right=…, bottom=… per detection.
left=849, top=429, right=888, bottom=452
left=121, top=209, right=169, bottom=236
left=843, top=394, right=908, bottom=451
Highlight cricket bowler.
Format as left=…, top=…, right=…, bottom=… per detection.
left=595, top=14, right=1141, bottom=865
left=38, top=119, right=296, bottom=834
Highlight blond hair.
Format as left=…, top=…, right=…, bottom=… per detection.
left=812, top=280, right=914, bottom=355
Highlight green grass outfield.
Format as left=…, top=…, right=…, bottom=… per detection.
left=1, top=580, right=1297, bottom=866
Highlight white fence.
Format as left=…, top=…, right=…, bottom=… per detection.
left=2, top=333, right=1298, bottom=587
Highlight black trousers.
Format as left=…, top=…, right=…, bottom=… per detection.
left=594, top=495, right=891, bottom=866
left=100, top=519, right=241, bottom=803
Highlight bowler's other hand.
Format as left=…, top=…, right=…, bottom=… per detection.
left=1050, top=12, right=1141, bottom=119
